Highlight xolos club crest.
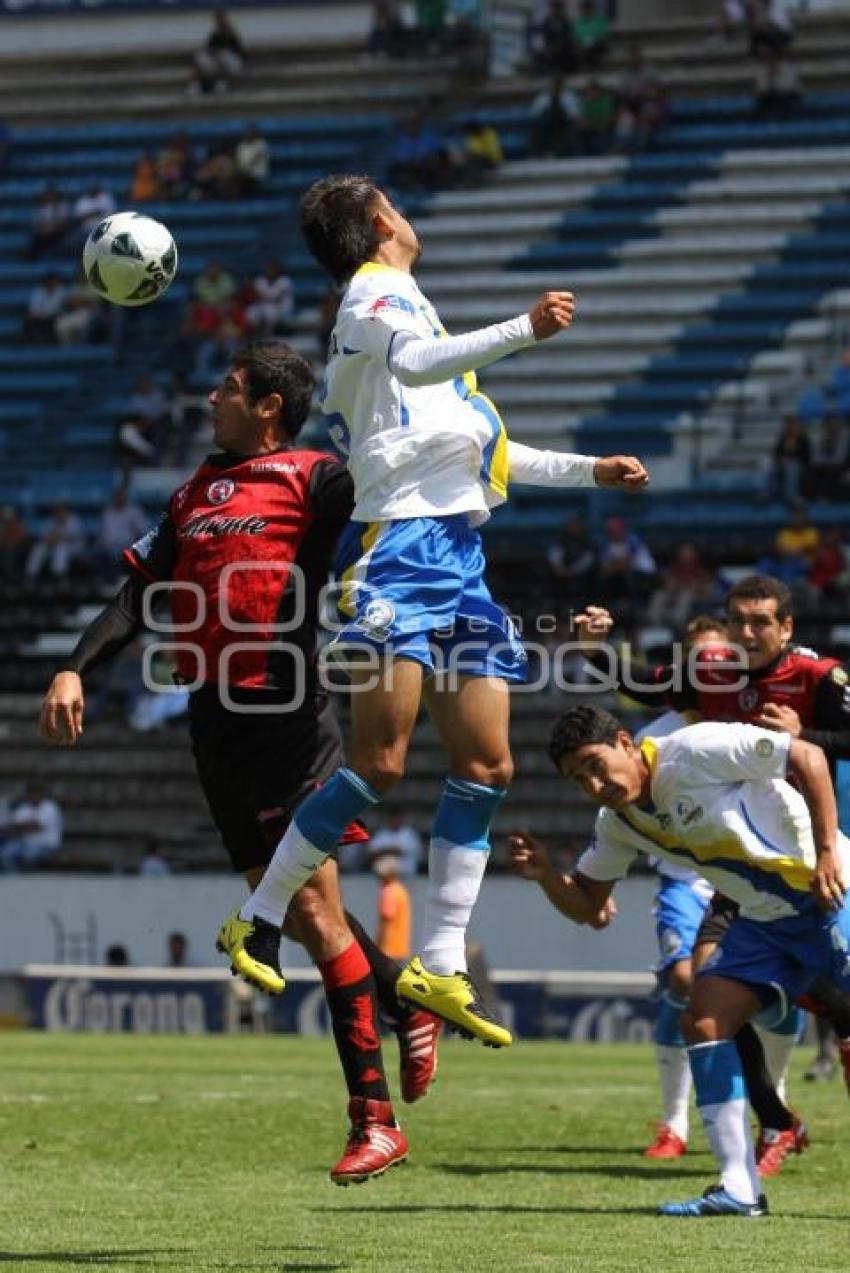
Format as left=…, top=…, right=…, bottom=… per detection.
left=207, top=478, right=235, bottom=506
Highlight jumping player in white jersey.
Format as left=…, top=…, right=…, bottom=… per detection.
left=216, top=173, right=648, bottom=1046
left=511, top=705, right=849, bottom=1216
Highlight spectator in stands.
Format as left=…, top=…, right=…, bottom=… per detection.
left=388, top=111, right=446, bottom=191
left=749, top=0, right=793, bottom=60
left=372, top=848, right=412, bottom=961
left=615, top=46, right=668, bottom=151
left=527, top=0, right=578, bottom=76
left=193, top=141, right=240, bottom=201
left=54, top=267, right=104, bottom=347
left=316, top=286, right=341, bottom=357
left=105, top=944, right=130, bottom=966
left=245, top=259, right=295, bottom=337
left=161, top=372, right=208, bottom=465
left=22, top=272, right=66, bottom=343
left=166, top=932, right=191, bottom=967
left=754, top=55, right=801, bottom=120
left=0, top=782, right=63, bottom=872
left=369, top=805, right=423, bottom=879
left=597, top=515, right=657, bottom=604
left=189, top=7, right=245, bottom=95
left=130, top=150, right=161, bottom=202
left=96, top=487, right=148, bottom=577
left=766, top=413, right=811, bottom=503
left=826, top=348, right=850, bottom=418
left=463, top=120, right=504, bottom=180
left=193, top=258, right=236, bottom=313
left=0, top=505, right=29, bottom=579
left=117, top=374, right=169, bottom=468
left=235, top=125, right=270, bottom=196
left=139, top=841, right=172, bottom=877
left=808, top=525, right=849, bottom=599
left=547, top=514, right=596, bottom=605
left=26, top=184, right=71, bottom=260
left=366, top=0, right=410, bottom=58
left=529, top=73, right=580, bottom=157
left=25, top=502, right=86, bottom=580
left=157, top=131, right=195, bottom=200
left=577, top=77, right=616, bottom=154
left=447, top=0, right=483, bottom=57
left=646, top=543, right=719, bottom=629
left=776, top=500, right=819, bottom=564
left=807, top=414, right=850, bottom=501
left=415, top=0, right=447, bottom=54
left=573, top=0, right=610, bottom=68
left=73, top=182, right=116, bottom=239
left=720, top=0, right=753, bottom=41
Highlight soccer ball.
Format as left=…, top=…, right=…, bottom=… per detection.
left=83, top=211, right=178, bottom=307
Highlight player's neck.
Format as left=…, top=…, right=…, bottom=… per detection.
left=371, top=244, right=414, bottom=274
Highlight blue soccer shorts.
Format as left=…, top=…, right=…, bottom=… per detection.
left=653, top=876, right=712, bottom=972
left=330, top=514, right=527, bottom=682
left=697, top=896, right=850, bottom=1017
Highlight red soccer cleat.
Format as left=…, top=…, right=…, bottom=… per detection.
left=397, top=1009, right=442, bottom=1104
left=643, top=1125, right=687, bottom=1159
left=756, top=1116, right=810, bottom=1177
left=839, top=1038, right=850, bottom=1097
left=329, top=1098, right=408, bottom=1186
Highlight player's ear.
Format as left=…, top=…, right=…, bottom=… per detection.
left=258, top=391, right=283, bottom=422
left=371, top=202, right=395, bottom=242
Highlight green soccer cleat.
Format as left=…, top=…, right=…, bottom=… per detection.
left=216, top=908, right=285, bottom=995
left=395, top=956, right=512, bottom=1048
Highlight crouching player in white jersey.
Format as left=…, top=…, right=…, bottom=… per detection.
left=511, top=705, right=849, bottom=1216
left=216, top=173, right=648, bottom=1046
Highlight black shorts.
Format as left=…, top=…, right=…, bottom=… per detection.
left=189, top=686, right=344, bottom=874
left=694, top=892, right=740, bottom=948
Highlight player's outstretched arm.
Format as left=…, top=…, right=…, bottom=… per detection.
left=39, top=574, right=146, bottom=746
left=786, top=737, right=847, bottom=912
left=506, top=442, right=649, bottom=492
left=379, top=290, right=575, bottom=389
left=509, top=832, right=617, bottom=928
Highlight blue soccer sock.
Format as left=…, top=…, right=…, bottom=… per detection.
left=242, top=767, right=380, bottom=928
left=689, top=1039, right=760, bottom=1204
left=420, top=776, right=507, bottom=975
left=655, top=992, right=690, bottom=1140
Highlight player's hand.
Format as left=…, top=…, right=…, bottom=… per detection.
left=39, top=672, right=84, bottom=745
left=589, top=896, right=618, bottom=930
left=528, top=291, right=575, bottom=341
left=573, top=606, right=614, bottom=644
left=755, top=701, right=802, bottom=737
left=811, top=846, right=847, bottom=912
left=593, top=455, right=650, bottom=491
left=508, top=831, right=550, bottom=881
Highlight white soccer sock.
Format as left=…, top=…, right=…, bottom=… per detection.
left=690, top=1040, right=761, bottom=1204
left=755, top=1024, right=797, bottom=1105
left=419, top=843, right=489, bottom=975
left=656, top=1045, right=691, bottom=1141
left=240, top=821, right=327, bottom=928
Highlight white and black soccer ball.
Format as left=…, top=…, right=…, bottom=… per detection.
left=83, top=211, right=178, bottom=307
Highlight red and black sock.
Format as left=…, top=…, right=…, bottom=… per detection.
left=343, top=910, right=407, bottom=1024
left=319, top=939, right=391, bottom=1104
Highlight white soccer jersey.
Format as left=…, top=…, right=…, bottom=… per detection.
left=320, top=262, right=596, bottom=523
left=577, top=721, right=849, bottom=922
left=637, top=710, right=711, bottom=897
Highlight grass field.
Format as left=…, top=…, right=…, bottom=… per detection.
left=0, top=1033, right=847, bottom=1273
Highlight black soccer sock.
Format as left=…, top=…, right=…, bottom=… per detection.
left=735, top=1023, right=793, bottom=1131
left=343, top=910, right=406, bottom=1022
left=807, top=975, right=850, bottom=1040
left=319, top=939, right=391, bottom=1104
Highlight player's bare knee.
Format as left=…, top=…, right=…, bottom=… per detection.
left=456, top=756, right=514, bottom=789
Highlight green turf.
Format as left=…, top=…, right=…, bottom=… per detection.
left=0, top=1033, right=846, bottom=1272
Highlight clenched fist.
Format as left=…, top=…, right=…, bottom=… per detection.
left=529, top=291, right=576, bottom=341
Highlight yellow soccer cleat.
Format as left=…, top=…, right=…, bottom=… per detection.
left=395, top=956, right=512, bottom=1048
left=215, top=908, right=285, bottom=995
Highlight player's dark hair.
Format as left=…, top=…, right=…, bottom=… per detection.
left=299, top=173, right=381, bottom=284
left=232, top=341, right=314, bottom=438
left=726, top=574, right=792, bottom=622
left=549, top=706, right=623, bottom=769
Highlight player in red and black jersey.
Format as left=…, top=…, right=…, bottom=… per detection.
left=39, top=341, right=439, bottom=1184
left=577, top=573, right=850, bottom=1109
